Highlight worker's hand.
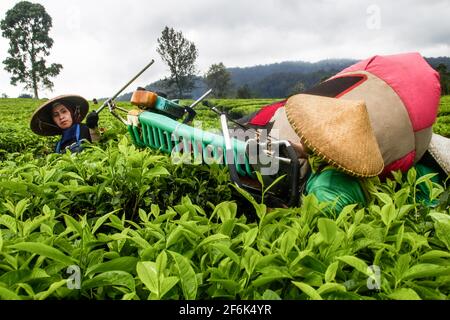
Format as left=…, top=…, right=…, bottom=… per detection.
left=86, top=111, right=99, bottom=129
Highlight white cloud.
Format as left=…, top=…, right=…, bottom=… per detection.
left=0, top=0, right=449, bottom=99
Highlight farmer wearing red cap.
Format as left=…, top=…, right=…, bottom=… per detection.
left=30, top=95, right=100, bottom=153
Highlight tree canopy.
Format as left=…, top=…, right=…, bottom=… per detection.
left=156, top=26, right=198, bottom=98
left=1, top=1, right=62, bottom=99
left=204, top=62, right=232, bottom=98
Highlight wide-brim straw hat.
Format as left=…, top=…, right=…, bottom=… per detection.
left=30, top=95, right=89, bottom=136
left=285, top=94, right=384, bottom=177
left=428, top=133, right=450, bottom=176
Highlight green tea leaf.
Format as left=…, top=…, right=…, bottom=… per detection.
left=243, top=227, right=258, bottom=248
left=150, top=204, right=160, bottom=218
left=0, top=269, right=32, bottom=286
left=63, top=172, right=84, bottom=181
left=230, top=184, right=266, bottom=219
left=337, top=256, right=371, bottom=276
left=197, top=234, right=229, bottom=248
left=395, top=223, right=405, bottom=252
left=318, top=218, right=337, bottom=244
left=211, top=243, right=240, bottom=265
left=398, top=204, right=414, bottom=220
left=354, top=208, right=365, bottom=225
left=14, top=198, right=30, bottom=219
left=15, top=283, right=35, bottom=298
left=136, top=261, right=158, bottom=294
left=242, top=248, right=262, bottom=276
left=160, top=276, right=179, bottom=298
left=429, top=211, right=450, bottom=223
left=256, top=254, right=280, bottom=271
left=63, top=214, right=83, bottom=236
left=395, top=254, right=411, bottom=280
left=250, top=276, right=282, bottom=289
left=393, top=188, right=410, bottom=207
left=9, top=242, right=76, bottom=266
left=279, top=229, right=298, bottom=257
left=380, top=203, right=397, bottom=226
left=35, top=279, right=67, bottom=300
left=388, top=288, right=421, bottom=300
left=138, top=209, right=148, bottom=223
left=336, top=204, right=357, bottom=226
left=262, top=289, right=282, bottom=300
left=374, top=192, right=393, bottom=206
left=128, top=234, right=152, bottom=250
left=218, top=219, right=236, bottom=237
left=168, top=251, right=197, bottom=300
left=147, top=166, right=170, bottom=177
left=415, top=173, right=438, bottom=187
left=300, top=255, right=327, bottom=274
left=407, top=167, right=417, bottom=185
left=317, top=283, right=346, bottom=295
left=0, top=214, right=18, bottom=233
left=23, top=215, right=51, bottom=237
left=255, top=171, right=265, bottom=188
left=61, top=185, right=97, bottom=195
left=166, top=227, right=184, bottom=248
left=292, top=281, right=322, bottom=300
left=208, top=278, right=240, bottom=294
left=156, top=251, right=168, bottom=278
left=121, top=292, right=138, bottom=300
left=0, top=285, right=22, bottom=300
left=419, top=250, right=450, bottom=261
left=86, top=257, right=139, bottom=276
left=1, top=181, right=28, bottom=194
left=212, top=201, right=237, bottom=222
left=252, top=267, right=292, bottom=287
left=325, top=261, right=339, bottom=283
left=82, top=271, right=135, bottom=291
left=402, top=264, right=450, bottom=280
left=434, top=220, right=450, bottom=250
left=263, top=174, right=287, bottom=196
left=92, top=210, right=120, bottom=234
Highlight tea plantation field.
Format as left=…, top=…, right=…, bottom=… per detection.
left=0, top=96, right=449, bottom=300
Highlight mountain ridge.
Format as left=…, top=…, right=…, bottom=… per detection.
left=116, top=56, right=450, bottom=100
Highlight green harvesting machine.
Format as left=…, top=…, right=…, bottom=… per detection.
left=95, top=59, right=302, bottom=207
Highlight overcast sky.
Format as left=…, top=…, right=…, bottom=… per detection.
left=0, top=0, right=449, bottom=99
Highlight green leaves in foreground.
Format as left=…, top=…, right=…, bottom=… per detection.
left=8, top=242, right=76, bottom=265
left=1, top=97, right=450, bottom=299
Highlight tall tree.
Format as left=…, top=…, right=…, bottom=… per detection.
left=156, top=26, right=198, bottom=98
left=204, top=62, right=232, bottom=98
left=1, top=1, right=63, bottom=99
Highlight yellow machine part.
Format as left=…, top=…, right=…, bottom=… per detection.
left=131, top=90, right=158, bottom=109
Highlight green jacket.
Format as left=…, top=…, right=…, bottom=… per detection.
left=305, top=160, right=445, bottom=215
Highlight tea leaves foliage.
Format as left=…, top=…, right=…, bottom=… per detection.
left=0, top=97, right=449, bottom=300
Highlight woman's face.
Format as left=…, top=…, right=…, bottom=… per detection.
left=52, top=104, right=73, bottom=130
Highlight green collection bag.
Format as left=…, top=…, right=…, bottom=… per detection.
left=306, top=168, right=366, bottom=214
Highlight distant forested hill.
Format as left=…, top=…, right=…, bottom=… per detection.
left=116, top=56, right=450, bottom=100
left=226, top=59, right=357, bottom=98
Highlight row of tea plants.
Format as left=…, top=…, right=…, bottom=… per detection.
left=0, top=97, right=449, bottom=300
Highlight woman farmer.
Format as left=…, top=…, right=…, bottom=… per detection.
left=30, top=95, right=100, bottom=153
left=277, top=93, right=448, bottom=213
left=241, top=52, right=447, bottom=213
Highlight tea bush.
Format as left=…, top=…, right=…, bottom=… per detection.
left=0, top=97, right=449, bottom=300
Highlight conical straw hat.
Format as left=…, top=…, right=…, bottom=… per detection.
left=428, top=133, right=450, bottom=176
left=285, top=94, right=384, bottom=177
left=30, top=95, right=89, bottom=136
